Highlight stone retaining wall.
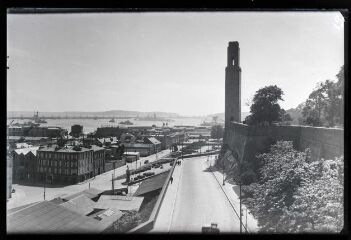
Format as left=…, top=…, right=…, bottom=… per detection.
left=225, top=122, right=344, bottom=164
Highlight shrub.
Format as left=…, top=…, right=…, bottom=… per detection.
left=105, top=210, right=141, bottom=233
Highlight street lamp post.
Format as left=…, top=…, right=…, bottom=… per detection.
left=223, top=163, right=225, bottom=185
left=239, top=178, right=242, bottom=234
left=112, top=173, right=114, bottom=194
left=246, top=207, right=248, bottom=233
left=207, top=140, right=209, bottom=161
left=43, top=172, right=46, bottom=200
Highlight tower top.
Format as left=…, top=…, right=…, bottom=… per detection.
left=227, top=41, right=240, bottom=67
left=228, top=41, right=239, bottom=47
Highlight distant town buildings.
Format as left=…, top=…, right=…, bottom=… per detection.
left=7, top=121, right=208, bottom=189
left=7, top=124, right=67, bottom=138
left=13, top=146, right=40, bottom=182
left=70, top=124, right=83, bottom=138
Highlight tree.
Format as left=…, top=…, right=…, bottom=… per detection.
left=301, top=66, right=344, bottom=127
left=281, top=157, right=344, bottom=232
left=242, top=140, right=344, bottom=233
left=251, top=141, right=311, bottom=232
left=211, top=125, right=224, bottom=139
left=244, top=85, right=284, bottom=125
left=280, top=109, right=292, bottom=122
left=302, top=99, right=323, bottom=126
left=105, top=210, right=141, bottom=233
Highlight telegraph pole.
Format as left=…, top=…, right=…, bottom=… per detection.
left=238, top=159, right=243, bottom=234
left=112, top=173, right=114, bottom=194
left=246, top=207, right=248, bottom=233
left=239, top=179, right=242, bottom=233
left=223, top=163, right=225, bottom=185
left=43, top=172, right=46, bottom=200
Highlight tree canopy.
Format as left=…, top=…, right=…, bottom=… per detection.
left=244, top=85, right=287, bottom=125
left=242, top=141, right=344, bottom=233
left=211, top=125, right=224, bottom=139
left=301, top=65, right=344, bottom=127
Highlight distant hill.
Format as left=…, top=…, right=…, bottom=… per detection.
left=7, top=110, right=180, bottom=118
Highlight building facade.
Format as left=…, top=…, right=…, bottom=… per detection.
left=36, top=145, right=106, bottom=184
left=12, top=146, right=40, bottom=182
left=70, top=125, right=83, bottom=138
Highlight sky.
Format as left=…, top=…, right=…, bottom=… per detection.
left=7, top=11, right=344, bottom=116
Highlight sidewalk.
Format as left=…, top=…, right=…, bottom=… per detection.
left=151, top=160, right=183, bottom=233
left=207, top=158, right=259, bottom=233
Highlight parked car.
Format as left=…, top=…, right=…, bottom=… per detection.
left=201, top=223, right=220, bottom=233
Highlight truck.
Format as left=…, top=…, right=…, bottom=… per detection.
left=201, top=223, right=220, bottom=233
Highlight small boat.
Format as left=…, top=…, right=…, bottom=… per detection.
left=35, top=118, right=47, bottom=124
left=119, top=120, right=133, bottom=125
left=33, top=111, right=47, bottom=124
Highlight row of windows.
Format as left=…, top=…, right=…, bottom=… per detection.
left=38, top=167, right=78, bottom=175
left=38, top=159, right=77, bottom=168
left=38, top=152, right=96, bottom=160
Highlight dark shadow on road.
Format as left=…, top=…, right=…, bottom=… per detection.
left=203, top=166, right=214, bottom=172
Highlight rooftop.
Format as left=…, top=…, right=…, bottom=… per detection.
left=123, top=152, right=140, bottom=156
left=60, top=195, right=97, bottom=216
left=38, top=145, right=92, bottom=153
left=62, top=188, right=103, bottom=201
left=146, top=137, right=162, bottom=145
left=7, top=201, right=104, bottom=233
left=96, top=195, right=144, bottom=211
left=134, top=170, right=170, bottom=196
left=14, top=146, right=40, bottom=156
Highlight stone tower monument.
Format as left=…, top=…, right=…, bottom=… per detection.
left=225, top=41, right=241, bottom=130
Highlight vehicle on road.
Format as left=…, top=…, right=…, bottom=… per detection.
left=201, top=223, right=220, bottom=233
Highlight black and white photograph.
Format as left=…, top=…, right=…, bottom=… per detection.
left=6, top=9, right=345, bottom=234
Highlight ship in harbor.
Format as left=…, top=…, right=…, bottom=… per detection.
left=109, top=118, right=115, bottom=123
left=200, top=116, right=222, bottom=127
left=33, top=111, right=47, bottom=124
left=135, top=113, right=173, bottom=122
left=119, top=120, right=133, bottom=125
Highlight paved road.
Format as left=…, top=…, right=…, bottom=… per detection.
left=167, top=156, right=240, bottom=233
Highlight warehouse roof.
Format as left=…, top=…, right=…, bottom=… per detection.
left=146, top=137, right=161, bottom=145
left=134, top=170, right=170, bottom=196
left=60, top=195, right=97, bottom=216
left=14, top=146, right=40, bottom=156
left=7, top=201, right=104, bottom=233
left=63, top=188, right=103, bottom=201
left=96, top=195, right=144, bottom=211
